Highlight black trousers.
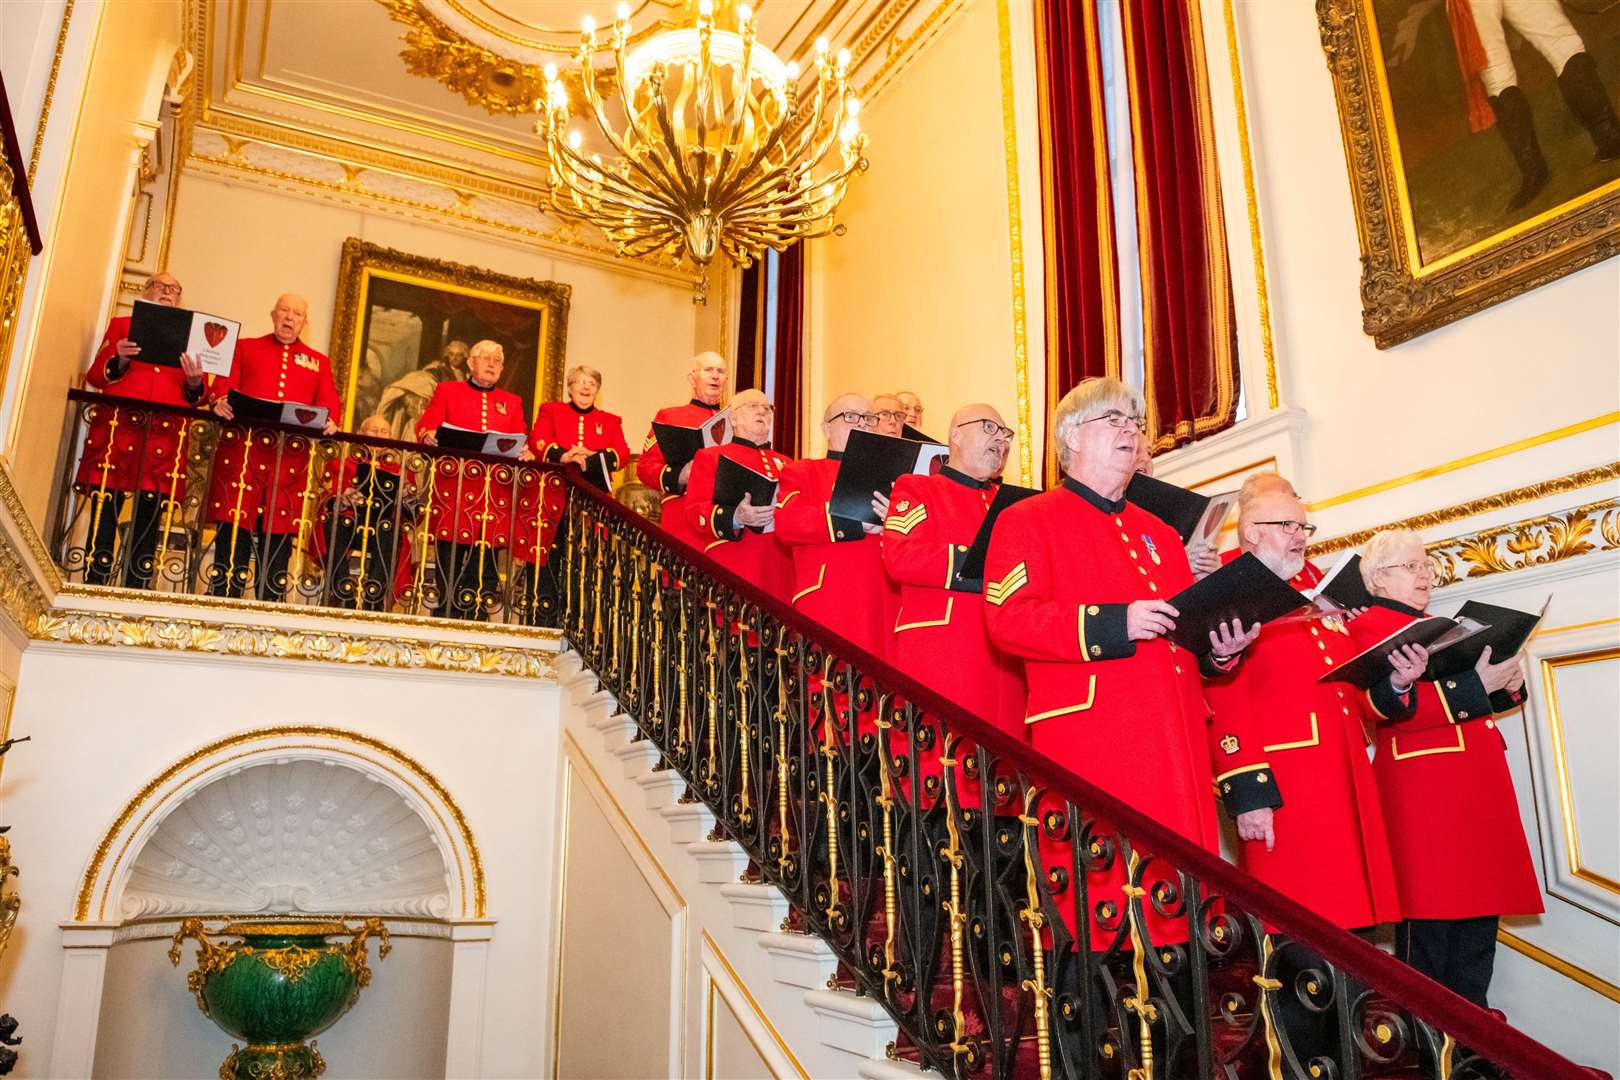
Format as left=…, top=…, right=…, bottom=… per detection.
left=207, top=524, right=294, bottom=602
left=436, top=541, right=500, bottom=621
left=325, top=521, right=399, bottom=612
left=1396, top=915, right=1500, bottom=1009
left=84, top=490, right=168, bottom=590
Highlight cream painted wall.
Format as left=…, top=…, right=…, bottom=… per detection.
left=0, top=646, right=563, bottom=1078
left=813, top=1, right=1026, bottom=461
left=553, top=769, right=678, bottom=1079
left=2, top=0, right=180, bottom=528
left=90, top=935, right=452, bottom=1079
left=164, top=173, right=701, bottom=449
left=709, top=987, right=775, bottom=1080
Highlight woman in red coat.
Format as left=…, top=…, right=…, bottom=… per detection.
left=1352, top=528, right=1542, bottom=1008
left=512, top=365, right=631, bottom=624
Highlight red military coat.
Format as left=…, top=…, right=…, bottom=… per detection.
left=516, top=402, right=631, bottom=565
left=984, top=478, right=1221, bottom=950
left=1350, top=603, right=1544, bottom=921
left=881, top=468, right=1026, bottom=809
left=75, top=315, right=203, bottom=498
left=639, top=399, right=720, bottom=553
left=204, top=334, right=342, bottom=533
left=682, top=440, right=793, bottom=600
left=774, top=453, right=892, bottom=660
left=416, top=379, right=528, bottom=548
left=1203, top=554, right=1402, bottom=929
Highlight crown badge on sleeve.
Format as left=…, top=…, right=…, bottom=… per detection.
left=1219, top=734, right=1239, bottom=755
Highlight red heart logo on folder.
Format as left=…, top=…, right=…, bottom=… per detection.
left=203, top=322, right=228, bottom=348
left=295, top=408, right=317, bottom=425
left=496, top=437, right=518, bottom=453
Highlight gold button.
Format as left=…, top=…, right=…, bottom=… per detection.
left=1138, top=566, right=1148, bottom=576
left=1222, top=783, right=1232, bottom=793
left=1310, top=627, right=1320, bottom=637
left=1446, top=680, right=1457, bottom=689
left=1485, top=719, right=1494, bottom=729
left=1129, top=549, right=1139, bottom=559
left=1458, top=711, right=1470, bottom=720
left=1174, top=666, right=1182, bottom=675
left=1085, top=605, right=1098, bottom=616
left=1318, top=641, right=1326, bottom=650
left=1342, top=707, right=1350, bottom=716
left=1168, top=643, right=1176, bottom=652
left=1114, top=517, right=1123, bottom=526
left=1089, top=645, right=1101, bottom=657
left=1257, top=773, right=1268, bottom=783
left=1149, top=582, right=1159, bottom=593
left=1119, top=532, right=1129, bottom=542
left=1323, top=656, right=1333, bottom=665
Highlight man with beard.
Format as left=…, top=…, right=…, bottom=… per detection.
left=1202, top=484, right=1405, bottom=931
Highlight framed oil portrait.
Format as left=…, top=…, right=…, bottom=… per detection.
left=1317, top=0, right=1620, bottom=347
left=329, top=238, right=569, bottom=438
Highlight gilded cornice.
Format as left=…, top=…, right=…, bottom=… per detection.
left=1309, top=463, right=1620, bottom=555
left=1424, top=498, right=1620, bottom=589
left=34, top=609, right=558, bottom=679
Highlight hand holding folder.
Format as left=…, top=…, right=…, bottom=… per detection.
left=1162, top=552, right=1312, bottom=654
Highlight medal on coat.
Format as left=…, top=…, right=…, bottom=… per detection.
left=1142, top=534, right=1161, bottom=565
left=496, top=401, right=507, bottom=414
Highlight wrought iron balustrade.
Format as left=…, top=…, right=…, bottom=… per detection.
left=557, top=475, right=1590, bottom=1080
left=52, top=389, right=568, bottom=624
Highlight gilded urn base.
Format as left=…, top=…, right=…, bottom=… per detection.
left=168, top=917, right=390, bottom=1080
left=219, top=1041, right=326, bottom=1080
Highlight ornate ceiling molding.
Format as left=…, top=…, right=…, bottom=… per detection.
left=124, top=758, right=451, bottom=920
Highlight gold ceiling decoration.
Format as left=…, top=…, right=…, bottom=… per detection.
left=384, top=0, right=615, bottom=115
left=538, top=0, right=870, bottom=301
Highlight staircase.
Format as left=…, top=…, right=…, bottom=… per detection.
left=559, top=649, right=924, bottom=1079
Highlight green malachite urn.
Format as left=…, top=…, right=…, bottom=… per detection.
left=168, top=917, right=391, bottom=1080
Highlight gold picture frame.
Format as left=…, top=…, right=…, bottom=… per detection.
left=1316, top=0, right=1620, bottom=348
left=329, top=238, right=569, bottom=434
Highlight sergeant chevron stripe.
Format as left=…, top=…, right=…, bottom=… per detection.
left=985, top=561, right=1028, bottom=605
left=886, top=503, right=929, bottom=534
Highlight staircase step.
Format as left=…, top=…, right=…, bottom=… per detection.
left=633, top=768, right=685, bottom=810
left=719, top=882, right=789, bottom=932
left=803, top=987, right=898, bottom=1059
left=758, top=931, right=838, bottom=989
left=660, top=801, right=715, bottom=844
left=597, top=712, right=639, bottom=750
left=612, top=740, right=663, bottom=778
left=857, top=1058, right=932, bottom=1080
left=688, top=840, right=751, bottom=884
left=585, top=696, right=626, bottom=729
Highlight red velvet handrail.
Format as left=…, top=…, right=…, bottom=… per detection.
left=563, top=469, right=1589, bottom=1079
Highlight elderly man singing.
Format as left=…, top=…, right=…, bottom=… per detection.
left=682, top=388, right=793, bottom=598
left=984, top=377, right=1258, bottom=953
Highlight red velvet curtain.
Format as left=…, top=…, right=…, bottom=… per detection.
left=1119, top=0, right=1239, bottom=453
left=1036, top=0, right=1120, bottom=476
left=770, top=246, right=806, bottom=458
left=731, top=249, right=805, bottom=457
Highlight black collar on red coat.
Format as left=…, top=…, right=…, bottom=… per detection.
left=1369, top=597, right=1426, bottom=618
left=1063, top=477, right=1126, bottom=514
left=567, top=401, right=595, bottom=415
left=467, top=377, right=496, bottom=393
left=690, top=398, right=720, bottom=410
left=732, top=436, right=767, bottom=450
left=941, top=465, right=988, bottom=490
left=826, top=449, right=844, bottom=460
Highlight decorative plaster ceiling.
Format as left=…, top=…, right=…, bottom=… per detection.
left=123, top=758, right=452, bottom=920
left=184, top=0, right=964, bottom=260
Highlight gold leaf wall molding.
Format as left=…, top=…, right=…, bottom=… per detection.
left=1310, top=463, right=1620, bottom=556
left=33, top=609, right=557, bottom=680
left=1425, top=498, right=1619, bottom=589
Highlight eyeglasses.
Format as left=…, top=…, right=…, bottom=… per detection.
left=955, top=419, right=1015, bottom=440
left=874, top=409, right=906, bottom=424
left=1374, top=560, right=1434, bottom=577
left=831, top=410, right=878, bottom=428
left=147, top=281, right=182, bottom=297
left=1252, top=519, right=1318, bottom=537
left=1083, top=410, right=1147, bottom=433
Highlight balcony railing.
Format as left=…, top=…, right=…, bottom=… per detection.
left=52, top=389, right=567, bottom=624
left=557, top=472, right=1590, bottom=1079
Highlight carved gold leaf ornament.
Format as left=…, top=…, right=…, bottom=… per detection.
left=1424, top=498, right=1619, bottom=588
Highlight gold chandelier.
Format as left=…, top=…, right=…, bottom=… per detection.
left=538, top=0, right=869, bottom=301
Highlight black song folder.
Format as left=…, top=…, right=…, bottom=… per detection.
left=1164, top=552, right=1311, bottom=655
left=1126, top=472, right=1235, bottom=546
left=831, top=430, right=950, bottom=526
left=1318, top=613, right=1487, bottom=689
left=713, top=455, right=779, bottom=533
left=129, top=299, right=240, bottom=374
left=580, top=450, right=615, bottom=491
left=227, top=390, right=328, bottom=430
left=902, top=423, right=940, bottom=444
left=956, top=483, right=1040, bottom=585
left=1426, top=598, right=1547, bottom=709
left=1308, top=552, right=1377, bottom=609
left=436, top=423, right=525, bottom=457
